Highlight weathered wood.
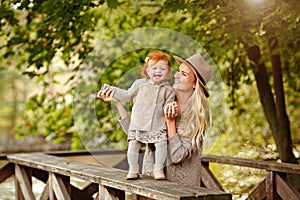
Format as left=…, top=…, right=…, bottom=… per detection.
left=201, top=154, right=300, bottom=174
left=98, top=184, right=120, bottom=200
left=8, top=153, right=231, bottom=200
left=0, top=162, right=14, bottom=183
left=15, top=171, right=25, bottom=200
left=39, top=180, right=50, bottom=200
left=266, top=171, right=274, bottom=200
left=276, top=173, right=300, bottom=200
left=247, top=179, right=266, bottom=200
left=15, top=164, right=35, bottom=200
left=200, top=162, right=224, bottom=190
left=49, top=172, right=71, bottom=200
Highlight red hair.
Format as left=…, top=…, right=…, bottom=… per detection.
left=141, top=51, right=171, bottom=78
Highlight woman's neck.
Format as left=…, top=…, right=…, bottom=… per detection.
left=175, top=90, right=193, bottom=111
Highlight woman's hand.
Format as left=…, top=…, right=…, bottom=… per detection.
left=97, top=86, right=117, bottom=103
left=165, top=101, right=179, bottom=138
left=165, top=101, right=179, bottom=121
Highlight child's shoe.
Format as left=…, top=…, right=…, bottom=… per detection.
left=126, top=164, right=139, bottom=180
left=152, top=164, right=166, bottom=180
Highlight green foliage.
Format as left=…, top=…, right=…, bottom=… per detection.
left=16, top=92, right=73, bottom=143
left=0, top=0, right=103, bottom=70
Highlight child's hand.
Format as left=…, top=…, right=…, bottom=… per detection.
left=165, top=101, right=179, bottom=120
left=97, top=86, right=116, bottom=103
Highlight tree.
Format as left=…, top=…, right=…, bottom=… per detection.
left=162, top=0, right=300, bottom=188
left=180, top=0, right=300, bottom=164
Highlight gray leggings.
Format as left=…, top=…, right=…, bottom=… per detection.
left=127, top=140, right=167, bottom=166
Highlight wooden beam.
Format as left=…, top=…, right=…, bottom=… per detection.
left=15, top=171, right=25, bottom=200
left=248, top=179, right=266, bottom=200
left=276, top=174, right=300, bottom=200
left=39, top=180, right=50, bottom=200
left=49, top=172, right=70, bottom=200
left=266, top=171, right=274, bottom=200
left=98, top=184, right=119, bottom=200
left=0, top=163, right=14, bottom=183
left=200, top=162, right=224, bottom=191
left=201, top=154, right=300, bottom=174
left=15, top=164, right=35, bottom=200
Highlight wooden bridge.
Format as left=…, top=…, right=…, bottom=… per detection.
left=0, top=150, right=299, bottom=200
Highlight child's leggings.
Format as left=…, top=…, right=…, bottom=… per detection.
left=127, top=140, right=167, bottom=166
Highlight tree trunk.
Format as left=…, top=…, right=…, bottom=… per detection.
left=242, top=42, right=296, bottom=163
left=268, top=37, right=300, bottom=190
left=268, top=37, right=296, bottom=163
left=242, top=42, right=300, bottom=191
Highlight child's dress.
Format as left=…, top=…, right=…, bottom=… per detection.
left=109, top=78, right=175, bottom=143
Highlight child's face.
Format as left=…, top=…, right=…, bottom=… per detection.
left=146, top=60, right=170, bottom=84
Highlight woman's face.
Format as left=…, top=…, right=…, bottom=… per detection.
left=173, top=63, right=196, bottom=92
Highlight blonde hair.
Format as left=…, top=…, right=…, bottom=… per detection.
left=141, top=51, right=171, bottom=78
left=179, top=80, right=211, bottom=151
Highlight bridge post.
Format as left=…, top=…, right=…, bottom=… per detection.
left=14, top=164, right=35, bottom=200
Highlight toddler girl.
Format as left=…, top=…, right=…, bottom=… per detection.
left=98, top=51, right=175, bottom=180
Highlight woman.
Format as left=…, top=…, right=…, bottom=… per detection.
left=98, top=53, right=212, bottom=186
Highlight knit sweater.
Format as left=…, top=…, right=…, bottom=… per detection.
left=111, top=78, right=175, bottom=132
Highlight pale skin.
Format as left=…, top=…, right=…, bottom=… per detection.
left=146, top=60, right=170, bottom=84
left=97, top=62, right=196, bottom=139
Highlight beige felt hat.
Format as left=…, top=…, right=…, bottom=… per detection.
left=173, top=53, right=213, bottom=97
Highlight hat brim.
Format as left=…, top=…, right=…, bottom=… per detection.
left=173, top=55, right=210, bottom=97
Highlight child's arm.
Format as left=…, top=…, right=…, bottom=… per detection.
left=97, top=87, right=130, bottom=133
left=103, top=79, right=141, bottom=102
left=113, top=79, right=141, bottom=102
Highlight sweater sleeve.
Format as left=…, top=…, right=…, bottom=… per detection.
left=113, top=79, right=141, bottom=102
left=167, top=134, right=192, bottom=164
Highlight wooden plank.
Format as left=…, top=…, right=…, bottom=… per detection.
left=248, top=179, right=266, bottom=200
left=98, top=184, right=119, bottom=200
left=276, top=173, right=300, bottom=200
left=0, top=162, right=14, bottom=183
left=266, top=171, right=274, bottom=200
left=49, top=172, right=71, bottom=200
left=15, top=164, right=35, bottom=200
left=15, top=171, right=25, bottom=200
left=201, top=154, right=300, bottom=174
left=39, top=180, right=50, bottom=200
left=8, top=153, right=231, bottom=200
left=200, top=162, right=224, bottom=190
left=49, top=172, right=55, bottom=200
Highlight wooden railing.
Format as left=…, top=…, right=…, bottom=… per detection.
left=1, top=150, right=300, bottom=200
left=200, top=154, right=300, bottom=200
left=1, top=152, right=231, bottom=200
